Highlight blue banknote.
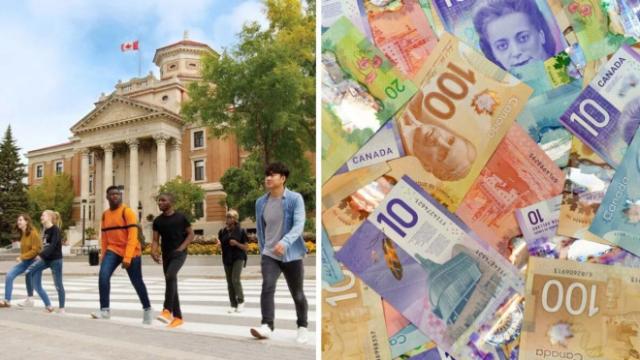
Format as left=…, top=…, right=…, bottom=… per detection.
left=321, top=227, right=344, bottom=285
left=590, top=127, right=640, bottom=255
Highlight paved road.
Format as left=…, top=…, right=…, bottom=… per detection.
left=0, top=274, right=317, bottom=359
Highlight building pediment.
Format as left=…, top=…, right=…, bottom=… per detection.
left=70, top=95, right=182, bottom=135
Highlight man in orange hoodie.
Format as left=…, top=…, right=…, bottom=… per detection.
left=91, top=185, right=152, bottom=324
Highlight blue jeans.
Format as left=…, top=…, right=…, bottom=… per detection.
left=4, top=258, right=36, bottom=301
left=98, top=250, right=150, bottom=310
left=26, top=258, right=65, bottom=308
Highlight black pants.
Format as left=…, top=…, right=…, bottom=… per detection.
left=260, top=255, right=307, bottom=330
left=163, top=250, right=187, bottom=319
left=224, top=259, right=245, bottom=308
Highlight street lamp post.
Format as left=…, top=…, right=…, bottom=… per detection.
left=81, top=199, right=87, bottom=247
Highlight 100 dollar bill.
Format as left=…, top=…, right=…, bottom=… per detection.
left=396, top=32, right=532, bottom=211
left=520, top=256, right=640, bottom=359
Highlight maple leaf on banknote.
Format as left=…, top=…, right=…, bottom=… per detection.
left=471, top=90, right=499, bottom=115
left=547, top=321, right=574, bottom=347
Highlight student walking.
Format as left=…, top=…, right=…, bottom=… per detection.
left=151, top=192, right=194, bottom=328
left=217, top=209, right=248, bottom=314
left=0, top=214, right=42, bottom=308
left=250, top=162, right=309, bottom=344
left=25, top=210, right=65, bottom=313
left=91, top=185, right=152, bottom=324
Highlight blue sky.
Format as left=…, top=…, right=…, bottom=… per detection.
left=0, top=0, right=269, bottom=160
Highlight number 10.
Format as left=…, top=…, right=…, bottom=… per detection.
left=376, top=198, right=418, bottom=237
left=570, top=99, right=610, bottom=137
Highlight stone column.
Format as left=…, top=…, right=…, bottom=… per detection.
left=102, top=143, right=114, bottom=209
left=94, top=153, right=103, bottom=220
left=80, top=149, right=90, bottom=200
left=127, top=138, right=139, bottom=210
left=171, top=139, right=182, bottom=179
left=154, top=135, right=168, bottom=187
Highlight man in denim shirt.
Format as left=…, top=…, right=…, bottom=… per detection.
left=250, top=162, right=308, bottom=344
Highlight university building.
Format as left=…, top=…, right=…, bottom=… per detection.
left=26, top=36, right=244, bottom=241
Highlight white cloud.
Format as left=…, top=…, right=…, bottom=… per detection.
left=211, top=0, right=268, bottom=51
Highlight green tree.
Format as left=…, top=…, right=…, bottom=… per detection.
left=158, top=177, right=206, bottom=223
left=220, top=153, right=315, bottom=222
left=28, top=173, right=75, bottom=232
left=0, top=126, right=29, bottom=245
left=182, top=0, right=316, bottom=221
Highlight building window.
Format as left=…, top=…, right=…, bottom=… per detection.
left=194, top=159, right=205, bottom=182
left=89, top=175, right=94, bottom=193
left=162, top=95, right=169, bottom=102
left=55, top=161, right=64, bottom=174
left=194, top=229, right=204, bottom=236
left=88, top=154, right=93, bottom=165
left=194, top=201, right=204, bottom=219
left=35, top=164, right=44, bottom=179
left=193, top=130, right=205, bottom=149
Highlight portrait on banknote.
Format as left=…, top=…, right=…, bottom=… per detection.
left=472, top=0, right=558, bottom=72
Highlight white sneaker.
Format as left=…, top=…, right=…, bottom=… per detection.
left=236, top=303, right=245, bottom=313
left=250, top=324, right=273, bottom=340
left=227, top=307, right=237, bottom=314
left=17, top=298, right=34, bottom=308
left=57, top=308, right=65, bottom=315
left=90, top=309, right=110, bottom=319
left=296, top=327, right=309, bottom=344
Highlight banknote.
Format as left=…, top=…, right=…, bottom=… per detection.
left=324, top=155, right=449, bottom=246
left=543, top=48, right=584, bottom=88
left=384, top=299, right=410, bottom=337
left=561, top=0, right=636, bottom=61
left=396, top=343, right=447, bottom=360
left=590, top=127, right=640, bottom=256
left=455, top=124, right=565, bottom=262
left=558, top=137, right=616, bottom=243
left=322, top=227, right=344, bottom=286
left=334, top=119, right=404, bottom=175
left=322, top=164, right=394, bottom=246
left=518, top=81, right=582, bottom=167
left=336, top=176, right=524, bottom=359
left=559, top=44, right=640, bottom=168
left=321, top=0, right=368, bottom=34
left=516, top=196, right=564, bottom=246
left=520, top=256, right=640, bottom=359
left=396, top=32, right=532, bottom=211
left=357, top=0, right=439, bottom=81
left=322, top=267, right=392, bottom=359
left=432, top=0, right=567, bottom=95
left=322, top=17, right=417, bottom=182
left=390, top=323, right=432, bottom=358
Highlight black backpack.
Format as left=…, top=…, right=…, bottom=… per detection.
left=101, top=206, right=146, bottom=247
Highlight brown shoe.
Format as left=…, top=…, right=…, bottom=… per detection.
left=0, top=300, right=10, bottom=308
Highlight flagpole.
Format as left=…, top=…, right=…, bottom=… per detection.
left=138, top=44, right=142, bottom=77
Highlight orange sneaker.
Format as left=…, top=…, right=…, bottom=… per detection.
left=167, top=317, right=184, bottom=328
left=156, top=309, right=172, bottom=324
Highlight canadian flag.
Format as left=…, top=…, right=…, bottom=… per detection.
left=120, top=40, right=139, bottom=52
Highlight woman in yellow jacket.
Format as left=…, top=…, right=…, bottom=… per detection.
left=0, top=214, right=42, bottom=307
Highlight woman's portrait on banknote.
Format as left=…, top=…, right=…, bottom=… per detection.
left=472, top=0, right=557, bottom=71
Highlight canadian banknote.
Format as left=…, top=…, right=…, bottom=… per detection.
left=322, top=16, right=417, bottom=182
left=517, top=80, right=582, bottom=167
left=558, top=137, right=615, bottom=243
left=357, top=0, right=439, bottom=81
left=433, top=0, right=567, bottom=95
left=395, top=32, right=532, bottom=211
left=520, top=257, right=640, bottom=359
left=336, top=176, right=524, bottom=359
left=560, top=44, right=640, bottom=168
left=590, top=126, right=640, bottom=256
left=322, top=267, right=392, bottom=359
left=322, top=227, right=344, bottom=285
left=456, top=124, right=565, bottom=263
left=561, top=0, right=637, bottom=61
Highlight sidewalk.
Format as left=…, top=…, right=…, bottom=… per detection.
left=0, top=308, right=315, bottom=360
left=0, top=255, right=316, bottom=279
